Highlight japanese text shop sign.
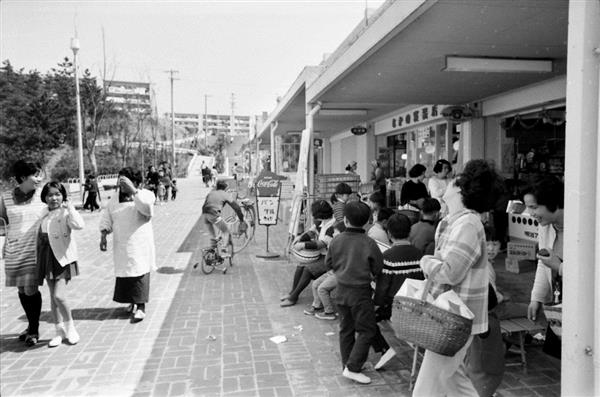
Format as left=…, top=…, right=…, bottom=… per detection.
left=255, top=171, right=285, bottom=226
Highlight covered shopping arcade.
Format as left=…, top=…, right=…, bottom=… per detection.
left=257, top=0, right=599, bottom=395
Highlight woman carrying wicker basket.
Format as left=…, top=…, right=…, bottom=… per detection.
left=413, top=160, right=503, bottom=397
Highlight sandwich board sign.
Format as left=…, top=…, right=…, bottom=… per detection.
left=255, top=171, right=285, bottom=226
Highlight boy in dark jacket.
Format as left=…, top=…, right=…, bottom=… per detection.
left=325, top=201, right=384, bottom=384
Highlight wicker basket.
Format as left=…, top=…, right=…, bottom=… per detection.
left=392, top=266, right=473, bottom=357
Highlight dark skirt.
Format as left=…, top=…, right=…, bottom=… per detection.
left=113, top=273, right=150, bottom=304
left=38, top=232, right=79, bottom=284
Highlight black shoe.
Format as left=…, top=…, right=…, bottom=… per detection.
left=18, top=328, right=29, bottom=341
left=25, top=334, right=39, bottom=347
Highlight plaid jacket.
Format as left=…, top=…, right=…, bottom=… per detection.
left=420, top=209, right=489, bottom=335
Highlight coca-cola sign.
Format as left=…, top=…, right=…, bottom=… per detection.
left=255, top=173, right=283, bottom=197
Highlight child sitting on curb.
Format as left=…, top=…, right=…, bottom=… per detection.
left=304, top=222, right=346, bottom=320
left=281, top=200, right=335, bottom=307
left=326, top=201, right=384, bottom=385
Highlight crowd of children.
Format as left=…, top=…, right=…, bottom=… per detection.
left=281, top=180, right=443, bottom=385
left=281, top=160, right=534, bottom=393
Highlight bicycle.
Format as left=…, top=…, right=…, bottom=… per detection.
left=194, top=236, right=234, bottom=274
left=221, top=194, right=256, bottom=254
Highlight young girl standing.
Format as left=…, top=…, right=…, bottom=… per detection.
left=38, top=181, right=85, bottom=347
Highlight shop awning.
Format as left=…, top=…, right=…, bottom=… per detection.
left=257, top=66, right=320, bottom=145
left=307, top=0, right=568, bottom=136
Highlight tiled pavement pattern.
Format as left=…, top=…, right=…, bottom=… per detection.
left=1, top=177, right=559, bottom=396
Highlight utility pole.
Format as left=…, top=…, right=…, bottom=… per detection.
left=203, top=94, right=211, bottom=149
left=70, top=37, right=85, bottom=204
left=229, top=93, right=235, bottom=145
left=165, top=69, right=179, bottom=171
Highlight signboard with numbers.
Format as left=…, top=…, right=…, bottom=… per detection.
left=255, top=171, right=285, bottom=226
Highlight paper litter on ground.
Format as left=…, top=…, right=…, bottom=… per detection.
left=270, top=335, right=288, bottom=344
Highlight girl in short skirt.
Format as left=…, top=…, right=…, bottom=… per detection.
left=38, top=181, right=85, bottom=347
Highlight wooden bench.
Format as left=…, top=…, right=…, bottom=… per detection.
left=500, top=317, right=545, bottom=370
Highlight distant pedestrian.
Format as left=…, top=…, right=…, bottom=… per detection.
left=38, top=181, right=84, bottom=347
left=201, top=161, right=211, bottom=187
left=1, top=160, right=45, bottom=346
left=326, top=201, right=384, bottom=385
left=171, top=180, right=178, bottom=200
left=211, top=166, right=218, bottom=186
left=99, top=167, right=156, bottom=323
left=83, top=173, right=100, bottom=212
left=145, top=166, right=159, bottom=197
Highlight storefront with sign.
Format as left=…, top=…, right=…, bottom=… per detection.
left=480, top=77, right=567, bottom=196
left=373, top=105, right=459, bottom=179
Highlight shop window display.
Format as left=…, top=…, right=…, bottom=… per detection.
left=281, top=134, right=301, bottom=173
left=502, top=108, right=565, bottom=197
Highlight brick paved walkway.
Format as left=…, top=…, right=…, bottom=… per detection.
left=0, top=177, right=560, bottom=396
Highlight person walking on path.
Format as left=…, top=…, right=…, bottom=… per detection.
left=37, top=181, right=84, bottom=347
left=99, top=167, right=156, bottom=323
left=0, top=160, right=45, bottom=346
left=413, top=159, right=503, bottom=396
left=83, top=173, right=100, bottom=212
left=325, top=201, right=384, bottom=385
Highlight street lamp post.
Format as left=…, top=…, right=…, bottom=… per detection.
left=70, top=37, right=85, bottom=204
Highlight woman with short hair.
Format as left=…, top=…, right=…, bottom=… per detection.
left=414, top=159, right=504, bottom=396
left=1, top=160, right=46, bottom=346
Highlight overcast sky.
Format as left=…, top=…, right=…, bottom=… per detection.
left=2, top=0, right=385, bottom=118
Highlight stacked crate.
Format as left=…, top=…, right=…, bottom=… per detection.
left=315, top=174, right=361, bottom=200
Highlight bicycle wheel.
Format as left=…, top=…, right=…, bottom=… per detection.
left=222, top=207, right=253, bottom=254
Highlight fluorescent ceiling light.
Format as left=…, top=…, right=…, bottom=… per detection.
left=319, top=109, right=368, bottom=116
left=444, top=56, right=553, bottom=73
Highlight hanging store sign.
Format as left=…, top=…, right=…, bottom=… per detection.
left=350, top=126, right=368, bottom=135
left=391, top=105, right=447, bottom=129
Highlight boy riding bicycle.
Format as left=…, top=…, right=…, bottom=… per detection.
left=202, top=180, right=247, bottom=257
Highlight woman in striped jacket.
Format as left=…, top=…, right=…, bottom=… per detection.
left=1, top=160, right=46, bottom=346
